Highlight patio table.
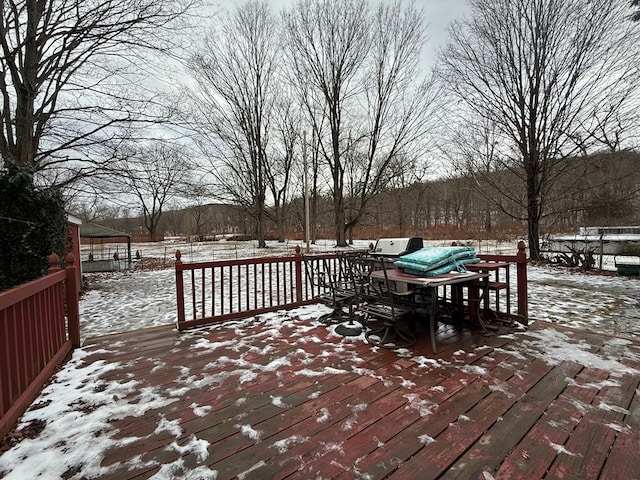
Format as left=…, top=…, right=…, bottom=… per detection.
left=369, top=268, right=489, bottom=353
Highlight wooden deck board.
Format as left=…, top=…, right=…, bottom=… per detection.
left=47, top=316, right=640, bottom=479
left=385, top=357, right=557, bottom=480
left=495, top=367, right=611, bottom=479
left=598, top=378, right=640, bottom=480
left=314, top=352, right=519, bottom=480
left=439, top=361, right=584, bottom=479
left=545, top=371, right=640, bottom=479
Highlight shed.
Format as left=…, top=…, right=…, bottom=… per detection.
left=80, top=223, right=132, bottom=272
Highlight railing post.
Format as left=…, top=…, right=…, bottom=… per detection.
left=65, top=253, right=81, bottom=348
left=48, top=253, right=60, bottom=273
left=294, top=246, right=303, bottom=303
left=175, top=250, right=185, bottom=330
left=516, top=240, right=528, bottom=325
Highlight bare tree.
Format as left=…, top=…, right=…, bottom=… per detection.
left=0, top=0, right=196, bottom=186
left=116, top=142, right=192, bottom=241
left=380, top=155, right=429, bottom=236
left=307, top=129, right=323, bottom=244
left=344, top=2, right=438, bottom=242
left=267, top=99, right=301, bottom=242
left=184, top=184, right=215, bottom=240
left=444, top=117, right=527, bottom=233
left=283, top=0, right=436, bottom=246
left=68, top=197, right=128, bottom=225
left=440, top=0, right=640, bottom=259
left=187, top=1, right=278, bottom=248
left=282, top=0, right=370, bottom=246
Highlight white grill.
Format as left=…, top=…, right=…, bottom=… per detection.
left=372, top=237, right=423, bottom=258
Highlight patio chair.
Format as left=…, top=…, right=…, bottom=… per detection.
left=331, top=251, right=377, bottom=336
left=359, top=258, right=416, bottom=349
left=302, top=254, right=359, bottom=325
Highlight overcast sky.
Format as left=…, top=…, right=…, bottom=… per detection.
left=419, top=0, right=471, bottom=69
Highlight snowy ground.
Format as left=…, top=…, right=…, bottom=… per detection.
left=77, top=238, right=640, bottom=342
left=1, top=239, right=639, bottom=479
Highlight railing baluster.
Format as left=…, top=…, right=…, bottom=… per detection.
left=211, top=267, right=216, bottom=317
left=175, top=251, right=185, bottom=327
left=289, top=260, right=295, bottom=302
left=252, top=264, right=257, bottom=310
left=200, top=268, right=205, bottom=319
left=237, top=264, right=242, bottom=312
left=275, top=263, right=280, bottom=306
left=229, top=264, right=233, bottom=313
left=295, top=253, right=303, bottom=303
left=269, top=263, right=273, bottom=307
left=245, top=264, right=250, bottom=311
left=1, top=310, right=9, bottom=414
left=190, top=270, right=196, bottom=319
left=261, top=264, right=265, bottom=308
left=220, top=266, right=225, bottom=315
left=40, top=288, right=50, bottom=365
left=283, top=262, right=288, bottom=303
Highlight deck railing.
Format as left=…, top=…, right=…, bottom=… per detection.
left=476, top=240, right=528, bottom=324
left=176, top=242, right=528, bottom=330
left=175, top=248, right=335, bottom=330
left=0, top=254, right=80, bottom=438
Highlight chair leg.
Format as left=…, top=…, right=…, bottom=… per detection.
left=319, top=306, right=350, bottom=325
left=429, top=295, right=437, bottom=354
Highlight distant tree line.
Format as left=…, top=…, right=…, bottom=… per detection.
left=90, top=150, right=639, bottom=244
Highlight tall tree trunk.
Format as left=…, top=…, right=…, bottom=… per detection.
left=527, top=181, right=541, bottom=260
left=256, top=193, right=266, bottom=248
left=334, top=189, right=347, bottom=246
left=276, top=203, right=285, bottom=242
left=484, top=204, right=492, bottom=234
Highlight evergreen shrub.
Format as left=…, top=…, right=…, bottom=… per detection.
left=0, top=163, right=67, bottom=291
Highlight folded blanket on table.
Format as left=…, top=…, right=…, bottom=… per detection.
left=395, top=246, right=480, bottom=276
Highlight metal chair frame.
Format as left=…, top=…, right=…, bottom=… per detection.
left=302, top=254, right=358, bottom=325
left=357, top=257, right=417, bottom=349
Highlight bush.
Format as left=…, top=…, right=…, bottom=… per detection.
left=0, top=163, right=67, bottom=291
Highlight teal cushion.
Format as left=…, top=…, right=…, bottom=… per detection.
left=395, top=246, right=479, bottom=276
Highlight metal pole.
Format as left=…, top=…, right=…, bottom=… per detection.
left=304, top=130, right=310, bottom=252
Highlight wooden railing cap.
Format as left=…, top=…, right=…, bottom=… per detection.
left=48, top=253, right=60, bottom=272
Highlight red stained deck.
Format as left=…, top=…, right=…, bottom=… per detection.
left=75, top=315, right=639, bottom=479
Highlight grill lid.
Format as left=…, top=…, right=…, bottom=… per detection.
left=372, top=237, right=423, bottom=257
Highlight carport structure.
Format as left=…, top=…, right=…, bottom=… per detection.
left=79, top=223, right=132, bottom=272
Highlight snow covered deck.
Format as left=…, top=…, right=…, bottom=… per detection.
left=2, top=308, right=640, bottom=479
